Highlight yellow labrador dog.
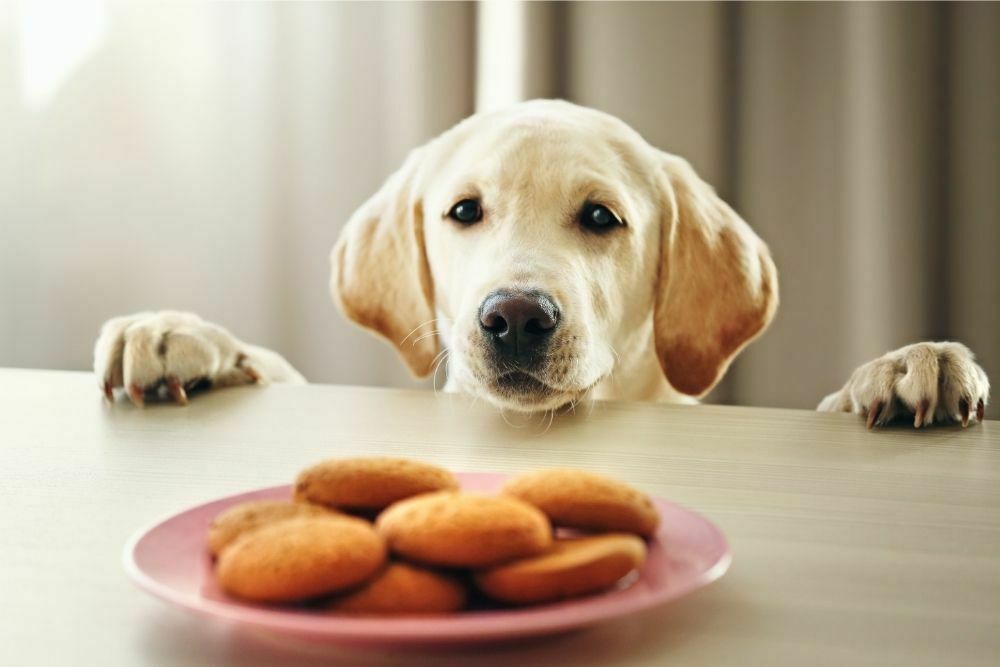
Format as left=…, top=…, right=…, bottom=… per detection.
left=94, top=100, right=990, bottom=428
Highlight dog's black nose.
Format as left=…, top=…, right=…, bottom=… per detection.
left=479, top=291, right=559, bottom=361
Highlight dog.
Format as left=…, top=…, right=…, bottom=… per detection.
left=93, top=100, right=990, bottom=428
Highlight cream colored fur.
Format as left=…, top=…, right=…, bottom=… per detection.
left=94, top=101, right=989, bottom=426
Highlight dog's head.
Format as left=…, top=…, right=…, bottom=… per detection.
left=332, top=101, right=777, bottom=411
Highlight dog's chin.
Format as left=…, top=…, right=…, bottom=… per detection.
left=480, top=371, right=584, bottom=413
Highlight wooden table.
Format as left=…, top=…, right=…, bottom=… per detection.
left=2, top=368, right=998, bottom=666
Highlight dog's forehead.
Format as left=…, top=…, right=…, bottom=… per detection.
left=480, top=111, right=640, bottom=175
left=430, top=105, right=656, bottom=210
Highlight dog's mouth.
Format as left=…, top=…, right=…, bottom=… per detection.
left=492, top=370, right=556, bottom=396
left=479, top=368, right=589, bottom=412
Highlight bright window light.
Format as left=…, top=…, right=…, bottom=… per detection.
left=476, top=0, right=526, bottom=113
left=17, top=0, right=108, bottom=109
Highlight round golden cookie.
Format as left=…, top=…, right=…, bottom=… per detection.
left=216, top=515, right=386, bottom=602
left=294, top=457, right=459, bottom=511
left=326, top=563, right=467, bottom=615
left=207, top=500, right=336, bottom=557
left=502, top=469, right=660, bottom=538
left=474, top=534, right=646, bottom=605
left=375, top=491, right=552, bottom=568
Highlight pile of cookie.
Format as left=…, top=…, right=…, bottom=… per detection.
left=209, top=457, right=660, bottom=614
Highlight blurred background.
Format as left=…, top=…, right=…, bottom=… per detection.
left=1, top=1, right=997, bottom=410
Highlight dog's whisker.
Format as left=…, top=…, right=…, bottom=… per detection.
left=428, top=347, right=450, bottom=377
left=428, top=350, right=444, bottom=384
left=412, top=329, right=441, bottom=346
left=398, top=318, right=439, bottom=347
left=498, top=406, right=517, bottom=428
left=608, top=345, right=622, bottom=364
left=499, top=406, right=533, bottom=429
left=538, top=408, right=555, bottom=435
left=431, top=350, right=451, bottom=394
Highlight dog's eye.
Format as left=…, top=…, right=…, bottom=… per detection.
left=447, top=199, right=483, bottom=225
left=580, top=203, right=622, bottom=231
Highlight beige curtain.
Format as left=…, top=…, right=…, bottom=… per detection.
left=490, top=1, right=999, bottom=409
left=2, top=1, right=996, bottom=412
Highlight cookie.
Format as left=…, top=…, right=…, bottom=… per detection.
left=375, top=491, right=552, bottom=568
left=474, top=533, right=646, bottom=604
left=501, top=469, right=660, bottom=537
left=294, top=457, right=459, bottom=511
left=216, top=515, right=386, bottom=602
left=207, top=500, right=336, bottom=557
left=326, top=563, right=467, bottom=615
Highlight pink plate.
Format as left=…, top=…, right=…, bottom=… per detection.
left=124, top=472, right=730, bottom=646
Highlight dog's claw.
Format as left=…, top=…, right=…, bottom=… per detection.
left=166, top=376, right=188, bottom=406
left=243, top=365, right=262, bottom=384
left=102, top=380, right=114, bottom=402
left=977, top=399, right=985, bottom=423
left=914, top=398, right=930, bottom=428
left=127, top=383, right=146, bottom=408
left=959, top=398, right=970, bottom=428
left=236, top=353, right=261, bottom=384
left=866, top=400, right=882, bottom=429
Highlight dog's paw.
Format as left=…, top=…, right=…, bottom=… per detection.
left=94, top=311, right=262, bottom=407
left=823, top=342, right=990, bottom=428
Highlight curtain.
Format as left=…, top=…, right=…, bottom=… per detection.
left=0, top=1, right=474, bottom=389
left=2, top=1, right=997, bottom=411
left=488, top=1, right=999, bottom=410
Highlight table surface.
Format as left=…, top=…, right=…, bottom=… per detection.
left=2, top=368, right=999, bottom=666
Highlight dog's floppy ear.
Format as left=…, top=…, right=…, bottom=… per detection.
left=653, top=154, right=778, bottom=397
left=331, top=148, right=439, bottom=378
